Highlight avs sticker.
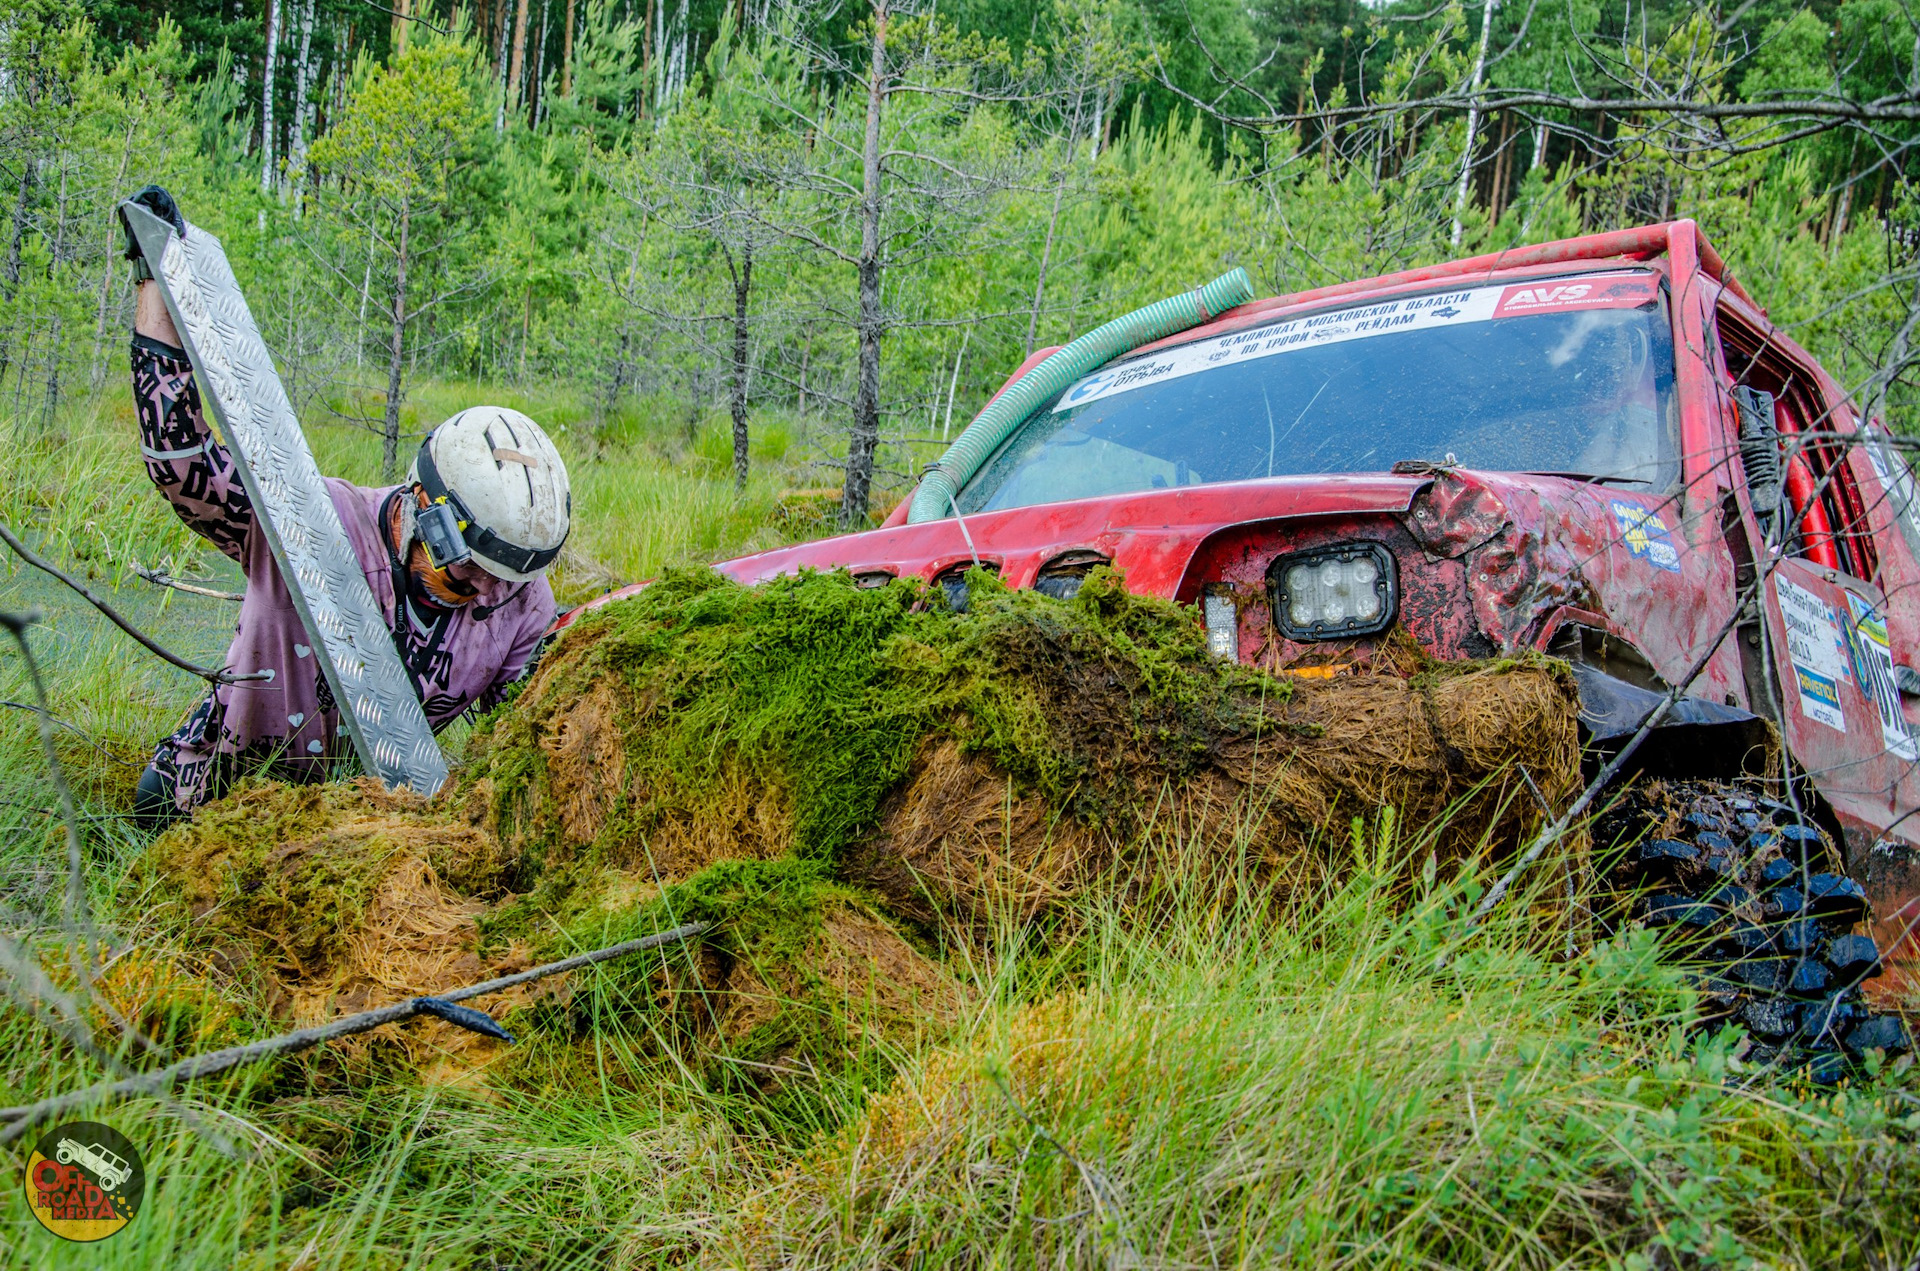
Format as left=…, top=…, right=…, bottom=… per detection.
left=1777, top=576, right=1849, bottom=733
left=1052, top=271, right=1662, bottom=413
left=1844, top=595, right=1919, bottom=761
left=24, top=1121, right=144, bottom=1243
left=1494, top=273, right=1661, bottom=317
left=1609, top=500, right=1681, bottom=572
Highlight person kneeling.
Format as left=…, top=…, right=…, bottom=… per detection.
left=122, top=187, right=570, bottom=830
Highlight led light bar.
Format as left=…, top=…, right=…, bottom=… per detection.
left=1269, top=542, right=1398, bottom=641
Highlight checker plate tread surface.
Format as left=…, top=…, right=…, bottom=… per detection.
left=122, top=202, right=446, bottom=796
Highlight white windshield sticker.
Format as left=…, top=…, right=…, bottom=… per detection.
left=1053, top=272, right=1661, bottom=414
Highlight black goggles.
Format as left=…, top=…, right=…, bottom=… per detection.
left=414, top=440, right=568, bottom=576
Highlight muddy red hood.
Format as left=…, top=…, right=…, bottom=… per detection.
left=715, top=475, right=1424, bottom=598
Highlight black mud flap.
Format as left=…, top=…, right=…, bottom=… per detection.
left=1573, top=663, right=1778, bottom=781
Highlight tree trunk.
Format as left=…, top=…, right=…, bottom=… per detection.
left=357, top=220, right=375, bottom=367
left=0, top=157, right=31, bottom=386
left=519, top=227, right=534, bottom=379
left=509, top=0, right=531, bottom=106
left=797, top=326, right=810, bottom=412
left=3, top=158, right=31, bottom=299
left=561, top=0, right=576, bottom=96
left=1449, top=0, right=1497, bottom=248
left=290, top=0, right=316, bottom=213
left=1489, top=109, right=1512, bottom=224
left=90, top=131, right=133, bottom=385
left=841, top=0, right=888, bottom=528
left=261, top=0, right=281, bottom=194
left=383, top=205, right=412, bottom=480
left=40, top=312, right=61, bottom=430
left=1025, top=176, right=1065, bottom=356
left=729, top=241, right=752, bottom=491
left=531, top=0, right=551, bottom=124
left=495, top=1, right=514, bottom=130
left=942, top=325, right=969, bottom=441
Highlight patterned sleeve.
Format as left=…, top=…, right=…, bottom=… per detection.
left=131, top=335, right=255, bottom=561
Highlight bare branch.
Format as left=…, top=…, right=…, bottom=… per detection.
left=0, top=526, right=269, bottom=685
left=0, top=921, right=711, bottom=1144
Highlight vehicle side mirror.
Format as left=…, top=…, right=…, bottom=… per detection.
left=1733, top=386, right=1781, bottom=521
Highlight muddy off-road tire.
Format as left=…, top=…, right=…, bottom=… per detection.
left=1595, top=780, right=1911, bottom=1082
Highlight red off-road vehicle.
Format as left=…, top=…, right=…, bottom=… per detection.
left=570, top=221, right=1917, bottom=1069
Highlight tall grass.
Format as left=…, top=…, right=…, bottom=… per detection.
left=727, top=827, right=1920, bottom=1268
left=1, top=380, right=818, bottom=602
left=1, top=388, right=1916, bottom=1269
left=2, top=804, right=1914, bottom=1268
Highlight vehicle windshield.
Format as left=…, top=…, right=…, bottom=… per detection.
left=957, top=272, right=1680, bottom=513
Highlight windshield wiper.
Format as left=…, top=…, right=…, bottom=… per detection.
left=1521, top=471, right=1646, bottom=487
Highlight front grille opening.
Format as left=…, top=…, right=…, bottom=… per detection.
left=1033, top=549, right=1110, bottom=600
left=934, top=561, right=999, bottom=612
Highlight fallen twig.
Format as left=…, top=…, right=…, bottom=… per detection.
left=0, top=921, right=710, bottom=1143
left=0, top=527, right=268, bottom=684
left=130, top=562, right=243, bottom=603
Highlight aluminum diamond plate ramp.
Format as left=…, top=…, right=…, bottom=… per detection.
left=120, top=201, right=447, bottom=797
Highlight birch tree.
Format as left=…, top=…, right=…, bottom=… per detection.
left=309, top=37, right=492, bottom=476
left=259, top=0, right=280, bottom=192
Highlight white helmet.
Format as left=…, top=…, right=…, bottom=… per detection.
left=406, top=407, right=570, bottom=583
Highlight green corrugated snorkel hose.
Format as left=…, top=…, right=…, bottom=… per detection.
left=906, top=267, right=1256, bottom=525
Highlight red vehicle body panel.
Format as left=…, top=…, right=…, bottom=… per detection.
left=558, top=221, right=1918, bottom=990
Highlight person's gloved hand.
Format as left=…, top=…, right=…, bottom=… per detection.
left=120, top=185, right=186, bottom=261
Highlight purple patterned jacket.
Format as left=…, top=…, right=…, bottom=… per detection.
left=133, top=336, right=554, bottom=810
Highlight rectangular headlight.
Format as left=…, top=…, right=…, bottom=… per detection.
left=1268, top=542, right=1398, bottom=641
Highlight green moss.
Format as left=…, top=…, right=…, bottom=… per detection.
left=509, top=856, right=939, bottom=1132
left=537, top=857, right=868, bottom=1029
left=140, top=781, right=402, bottom=969
left=465, top=565, right=1291, bottom=869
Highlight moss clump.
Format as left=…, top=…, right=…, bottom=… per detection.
left=142, top=780, right=402, bottom=972
left=510, top=857, right=963, bottom=1129
left=464, top=565, right=1291, bottom=879
left=460, top=566, right=1575, bottom=931
left=138, top=778, right=533, bottom=1068
left=136, top=566, right=1580, bottom=1102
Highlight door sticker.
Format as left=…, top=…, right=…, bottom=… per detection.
left=1844, top=595, right=1919, bottom=760
left=1610, top=500, right=1682, bottom=572
left=1777, top=576, right=1849, bottom=732
left=1494, top=273, right=1661, bottom=317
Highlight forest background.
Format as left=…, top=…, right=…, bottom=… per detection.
left=3, top=0, right=1917, bottom=563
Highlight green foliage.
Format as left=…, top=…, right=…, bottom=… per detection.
left=308, top=39, right=483, bottom=212
left=470, top=563, right=1282, bottom=871
left=725, top=866, right=1920, bottom=1267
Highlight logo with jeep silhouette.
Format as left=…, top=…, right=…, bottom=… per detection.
left=23, top=1121, right=143, bottom=1242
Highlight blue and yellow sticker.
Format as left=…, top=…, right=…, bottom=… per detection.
left=1610, top=500, right=1681, bottom=572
